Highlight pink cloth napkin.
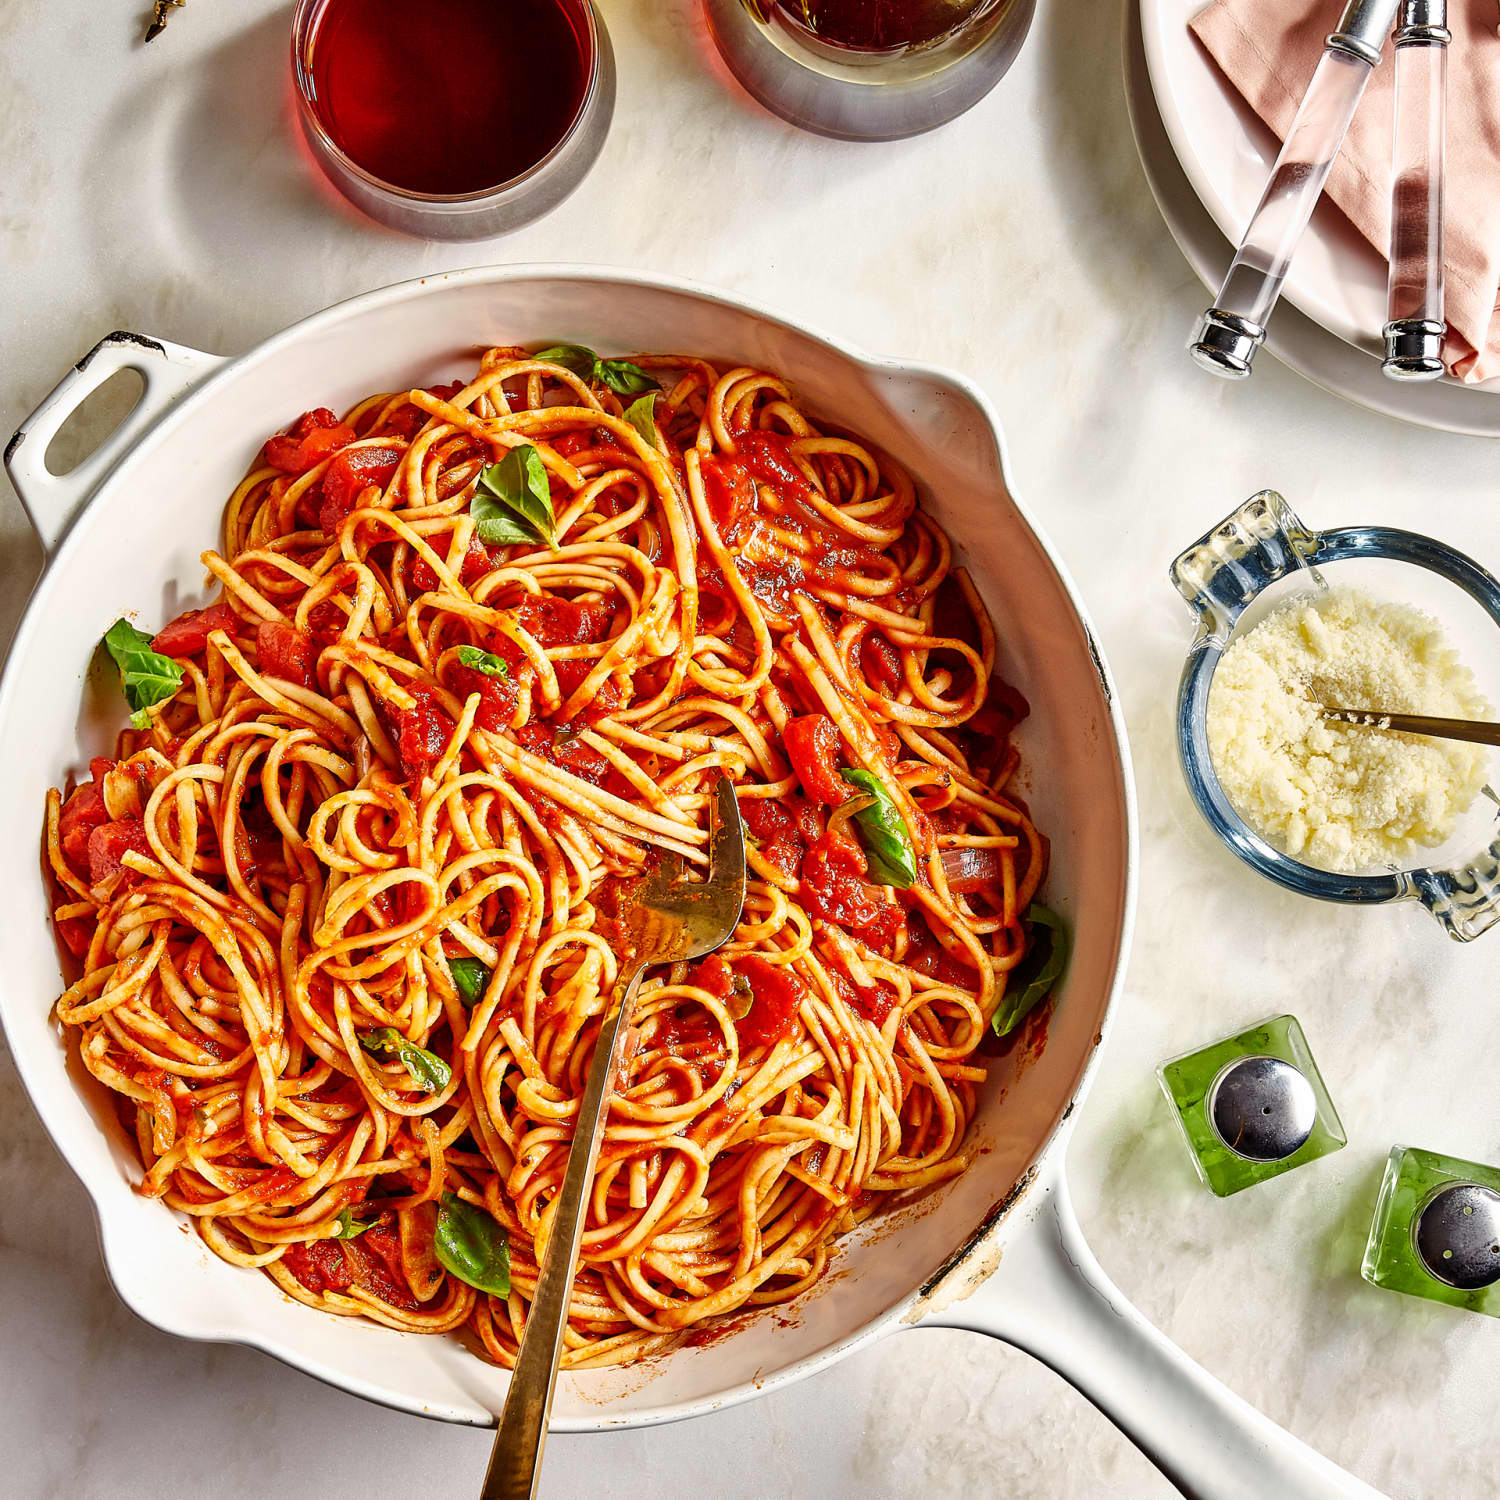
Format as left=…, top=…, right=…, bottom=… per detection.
left=1190, top=0, right=1500, bottom=383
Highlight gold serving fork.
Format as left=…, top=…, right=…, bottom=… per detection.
left=481, top=774, right=747, bottom=1500
left=1318, top=703, right=1500, bottom=748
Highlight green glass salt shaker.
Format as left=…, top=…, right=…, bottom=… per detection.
left=1157, top=1014, right=1346, bottom=1196
left=1362, top=1145, right=1500, bottom=1315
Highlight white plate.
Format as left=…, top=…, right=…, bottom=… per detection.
left=1126, top=0, right=1500, bottom=437
left=1139, top=0, right=1500, bottom=398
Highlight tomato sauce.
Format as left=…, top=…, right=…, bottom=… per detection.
left=700, top=431, right=895, bottom=620
left=307, top=0, right=591, bottom=196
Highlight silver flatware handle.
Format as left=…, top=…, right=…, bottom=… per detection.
left=481, top=963, right=646, bottom=1500
left=1383, top=0, right=1451, bottom=381
left=1191, top=0, right=1401, bottom=378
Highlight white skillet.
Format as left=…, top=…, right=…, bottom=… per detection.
left=1, top=266, right=1383, bottom=1498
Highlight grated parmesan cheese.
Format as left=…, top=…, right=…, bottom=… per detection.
left=1206, top=588, right=1492, bottom=872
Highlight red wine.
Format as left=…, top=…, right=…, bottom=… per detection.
left=772, top=0, right=992, bottom=50
left=307, top=0, right=591, bottom=196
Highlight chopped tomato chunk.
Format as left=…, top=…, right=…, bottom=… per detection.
left=686, top=953, right=733, bottom=1000
left=700, top=455, right=755, bottom=531
left=516, top=594, right=614, bottom=647
left=264, top=409, right=356, bottom=474
left=801, top=833, right=901, bottom=951
left=783, top=714, right=847, bottom=805
left=151, top=601, right=239, bottom=658
left=256, top=621, right=316, bottom=689
left=741, top=795, right=823, bottom=881
left=409, top=531, right=494, bottom=592
left=256, top=621, right=314, bottom=683
left=393, top=686, right=453, bottom=779
left=355, top=1221, right=419, bottom=1310
left=965, top=680, right=1031, bottom=741
left=87, top=818, right=149, bottom=885
left=516, top=721, right=610, bottom=786
left=552, top=661, right=626, bottom=721
left=306, top=601, right=348, bottom=647
left=319, top=444, right=403, bottom=535
left=449, top=661, right=519, bottom=732
left=552, top=426, right=629, bottom=462
left=59, top=783, right=109, bottom=872
left=733, top=955, right=808, bottom=1051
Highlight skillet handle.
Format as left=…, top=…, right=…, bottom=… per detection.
left=5, top=331, right=224, bottom=553
left=915, top=1164, right=1389, bottom=1500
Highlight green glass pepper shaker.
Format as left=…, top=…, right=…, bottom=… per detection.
left=1157, top=1014, right=1346, bottom=1196
left=1362, top=1145, right=1500, bottom=1314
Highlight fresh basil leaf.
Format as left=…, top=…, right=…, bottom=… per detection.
left=623, top=393, right=662, bottom=452
left=456, top=645, right=509, bottom=679
left=332, top=1206, right=376, bottom=1239
left=448, top=955, right=491, bottom=1007
left=103, top=618, right=184, bottom=726
left=992, top=904, right=1070, bottom=1038
left=595, top=357, right=658, bottom=397
left=535, top=343, right=658, bottom=398
left=472, top=445, right=557, bottom=549
left=839, top=769, right=917, bottom=889
left=434, top=1190, right=510, bottom=1296
left=359, top=1026, right=452, bottom=1093
left=533, top=343, right=598, bottom=379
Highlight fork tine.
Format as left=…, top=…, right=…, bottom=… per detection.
left=706, top=775, right=746, bottom=890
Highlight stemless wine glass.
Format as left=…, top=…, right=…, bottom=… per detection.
left=290, top=0, right=616, bottom=240
left=703, top=0, right=1036, bottom=140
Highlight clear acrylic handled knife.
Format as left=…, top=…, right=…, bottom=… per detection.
left=1382, top=0, right=1451, bottom=380
left=1191, top=0, right=1403, bottom=379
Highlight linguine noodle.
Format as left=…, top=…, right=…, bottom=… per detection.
left=43, top=346, right=1047, bottom=1368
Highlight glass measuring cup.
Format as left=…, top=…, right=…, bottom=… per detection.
left=1171, top=490, right=1500, bottom=941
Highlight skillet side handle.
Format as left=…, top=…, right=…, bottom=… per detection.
left=915, top=1166, right=1389, bottom=1500
left=5, top=332, right=225, bottom=554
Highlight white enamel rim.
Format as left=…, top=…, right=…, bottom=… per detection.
left=0, top=264, right=1136, bottom=1432
left=1139, top=0, right=1500, bottom=399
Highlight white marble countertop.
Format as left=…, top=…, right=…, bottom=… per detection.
left=3, top=2, right=1498, bottom=1497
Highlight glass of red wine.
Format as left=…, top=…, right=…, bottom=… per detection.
left=705, top=0, right=1035, bottom=140
left=291, top=0, right=615, bottom=239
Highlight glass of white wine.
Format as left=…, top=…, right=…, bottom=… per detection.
left=705, top=0, right=1035, bottom=139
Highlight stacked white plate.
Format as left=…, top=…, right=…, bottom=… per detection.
left=1129, top=0, right=1500, bottom=436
